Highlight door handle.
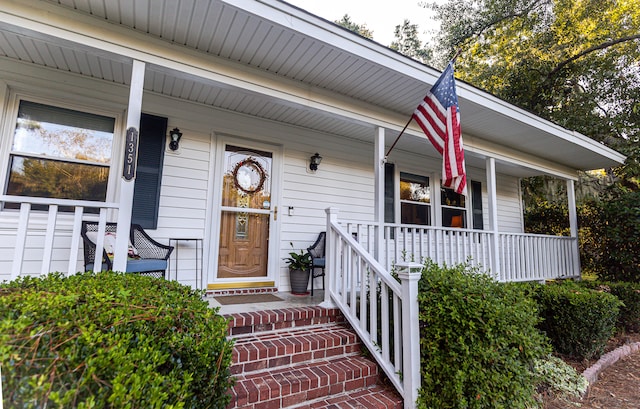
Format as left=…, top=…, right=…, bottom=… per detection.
left=273, top=206, right=278, bottom=221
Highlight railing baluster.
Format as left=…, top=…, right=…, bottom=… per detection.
left=11, top=203, right=31, bottom=280
left=381, top=283, right=390, bottom=362
left=393, top=292, right=401, bottom=371
left=41, top=204, right=59, bottom=276
left=67, top=207, right=85, bottom=275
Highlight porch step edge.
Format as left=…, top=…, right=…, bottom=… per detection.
left=230, top=323, right=361, bottom=376
left=224, top=306, right=344, bottom=336
left=289, top=384, right=403, bottom=409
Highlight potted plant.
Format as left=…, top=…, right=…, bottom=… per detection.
left=284, top=243, right=312, bottom=294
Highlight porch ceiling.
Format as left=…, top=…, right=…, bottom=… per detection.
left=0, top=0, right=625, bottom=178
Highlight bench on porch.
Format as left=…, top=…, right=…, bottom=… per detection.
left=81, top=221, right=174, bottom=278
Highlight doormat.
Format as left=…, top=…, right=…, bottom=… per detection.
left=214, top=293, right=283, bottom=305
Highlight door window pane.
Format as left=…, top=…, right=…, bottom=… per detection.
left=221, top=145, right=272, bottom=209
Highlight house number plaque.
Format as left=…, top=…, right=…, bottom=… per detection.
left=122, top=127, right=139, bottom=181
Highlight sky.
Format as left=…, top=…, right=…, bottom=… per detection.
left=285, top=0, right=438, bottom=47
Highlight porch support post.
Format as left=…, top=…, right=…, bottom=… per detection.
left=486, top=157, right=501, bottom=280
left=113, top=59, right=145, bottom=272
left=374, top=127, right=385, bottom=263
left=566, top=179, right=581, bottom=277
left=320, top=207, right=339, bottom=308
left=396, top=261, right=422, bottom=409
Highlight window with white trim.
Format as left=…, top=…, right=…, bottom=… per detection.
left=5, top=100, right=115, bottom=208
left=441, top=186, right=466, bottom=228
left=400, top=172, right=431, bottom=225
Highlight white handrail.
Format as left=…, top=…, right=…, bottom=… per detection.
left=325, top=208, right=421, bottom=409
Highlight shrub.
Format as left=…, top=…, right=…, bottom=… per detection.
left=533, top=355, right=587, bottom=401
left=533, top=281, right=621, bottom=360
left=579, top=280, right=640, bottom=333
left=0, top=271, right=234, bottom=409
left=582, top=188, right=640, bottom=282
left=416, top=261, right=550, bottom=409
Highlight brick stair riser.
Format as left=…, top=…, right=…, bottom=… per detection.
left=225, top=307, right=344, bottom=337
left=230, top=326, right=361, bottom=376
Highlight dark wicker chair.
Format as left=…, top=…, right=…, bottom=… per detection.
left=81, top=221, right=173, bottom=278
left=307, top=232, right=326, bottom=296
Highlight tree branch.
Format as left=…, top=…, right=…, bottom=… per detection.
left=547, top=34, right=640, bottom=78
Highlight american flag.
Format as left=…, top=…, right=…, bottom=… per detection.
left=412, top=63, right=467, bottom=196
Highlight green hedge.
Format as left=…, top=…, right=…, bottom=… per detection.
left=533, top=281, right=621, bottom=360
left=416, top=261, right=550, bottom=409
left=0, top=272, right=234, bottom=409
left=579, top=280, right=640, bottom=333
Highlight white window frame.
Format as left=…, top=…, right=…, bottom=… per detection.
left=391, top=167, right=473, bottom=228
left=399, top=171, right=432, bottom=226
left=0, top=92, right=125, bottom=214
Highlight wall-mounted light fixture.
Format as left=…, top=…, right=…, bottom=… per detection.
left=309, top=153, right=322, bottom=171
left=168, top=127, right=183, bottom=151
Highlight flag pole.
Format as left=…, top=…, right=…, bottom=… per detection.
left=384, top=48, right=463, bottom=160
left=384, top=116, right=413, bottom=159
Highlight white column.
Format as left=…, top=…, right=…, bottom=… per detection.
left=374, top=127, right=385, bottom=262
left=396, top=261, right=422, bottom=409
left=566, top=179, right=581, bottom=277
left=320, top=207, right=339, bottom=308
left=113, top=60, right=145, bottom=272
left=486, top=157, right=500, bottom=279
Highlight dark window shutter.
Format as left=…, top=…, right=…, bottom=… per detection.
left=132, top=113, right=167, bottom=229
left=471, top=180, right=484, bottom=230
left=384, top=163, right=395, bottom=223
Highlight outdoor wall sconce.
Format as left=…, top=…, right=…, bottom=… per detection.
left=309, top=153, right=322, bottom=171
left=168, top=127, right=183, bottom=151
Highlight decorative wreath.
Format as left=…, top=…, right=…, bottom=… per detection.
left=232, top=157, right=267, bottom=194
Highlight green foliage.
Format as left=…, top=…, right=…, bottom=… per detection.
left=416, top=261, right=550, bottom=409
left=426, top=0, right=640, bottom=182
left=583, top=188, right=640, bottom=282
left=0, top=272, right=234, bottom=409
left=284, top=242, right=311, bottom=271
left=334, top=14, right=374, bottom=39
left=579, top=280, right=640, bottom=333
left=522, top=199, right=569, bottom=236
left=532, top=355, right=588, bottom=401
left=532, top=281, right=621, bottom=360
left=389, top=19, right=431, bottom=63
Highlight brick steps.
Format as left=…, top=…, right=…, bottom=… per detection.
left=231, top=325, right=361, bottom=375
left=224, top=307, right=403, bottom=409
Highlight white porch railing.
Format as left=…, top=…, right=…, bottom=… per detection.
left=325, top=208, right=421, bottom=409
left=0, top=195, right=119, bottom=280
left=497, top=232, right=578, bottom=282
left=345, top=222, right=580, bottom=282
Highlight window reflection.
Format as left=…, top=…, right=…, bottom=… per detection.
left=4, top=100, right=115, bottom=210
left=13, top=101, right=113, bottom=163
left=400, top=173, right=431, bottom=225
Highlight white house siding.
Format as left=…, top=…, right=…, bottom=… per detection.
left=496, top=173, right=525, bottom=233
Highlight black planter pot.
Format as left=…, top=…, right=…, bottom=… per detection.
left=289, top=268, right=310, bottom=294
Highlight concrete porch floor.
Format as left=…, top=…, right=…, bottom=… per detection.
left=205, top=290, right=326, bottom=315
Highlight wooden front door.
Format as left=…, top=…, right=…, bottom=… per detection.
left=217, top=145, right=273, bottom=280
